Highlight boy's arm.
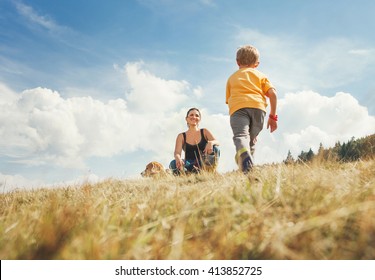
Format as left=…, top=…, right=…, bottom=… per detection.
left=265, top=88, right=278, bottom=133
left=225, top=80, right=230, bottom=104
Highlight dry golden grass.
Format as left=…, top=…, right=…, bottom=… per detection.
left=1, top=159, right=374, bottom=260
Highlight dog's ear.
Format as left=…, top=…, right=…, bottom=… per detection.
left=150, top=162, right=156, bottom=172
left=149, top=162, right=161, bottom=174
left=156, top=162, right=163, bottom=170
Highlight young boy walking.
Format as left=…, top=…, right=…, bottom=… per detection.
left=226, top=45, right=278, bottom=173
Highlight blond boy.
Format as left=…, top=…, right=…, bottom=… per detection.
left=226, top=45, right=278, bottom=173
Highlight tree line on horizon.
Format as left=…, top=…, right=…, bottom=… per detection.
left=284, top=133, right=375, bottom=164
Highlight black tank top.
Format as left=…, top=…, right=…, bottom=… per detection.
left=182, top=129, right=207, bottom=161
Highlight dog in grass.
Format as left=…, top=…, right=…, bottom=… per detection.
left=141, top=161, right=169, bottom=178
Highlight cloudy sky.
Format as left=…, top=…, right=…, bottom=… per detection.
left=1, top=0, right=374, bottom=191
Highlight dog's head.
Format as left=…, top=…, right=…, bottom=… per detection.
left=141, top=161, right=166, bottom=177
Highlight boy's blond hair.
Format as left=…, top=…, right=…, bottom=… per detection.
left=236, top=45, right=259, bottom=66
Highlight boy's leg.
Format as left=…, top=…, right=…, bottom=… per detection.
left=230, top=108, right=265, bottom=173
left=230, top=109, right=253, bottom=173
left=248, top=108, right=266, bottom=157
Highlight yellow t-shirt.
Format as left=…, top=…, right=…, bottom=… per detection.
left=226, top=68, right=274, bottom=115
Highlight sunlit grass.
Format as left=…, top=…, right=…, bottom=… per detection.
left=1, top=159, right=374, bottom=259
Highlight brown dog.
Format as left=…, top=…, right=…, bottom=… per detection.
left=141, top=161, right=168, bottom=177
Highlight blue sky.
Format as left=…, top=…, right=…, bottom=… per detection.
left=1, top=0, right=374, bottom=191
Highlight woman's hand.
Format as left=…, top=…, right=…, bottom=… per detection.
left=203, top=129, right=219, bottom=154
left=204, top=141, right=214, bottom=154
left=173, top=134, right=185, bottom=170
left=175, top=157, right=184, bottom=170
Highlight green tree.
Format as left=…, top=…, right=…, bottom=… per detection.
left=284, top=150, right=295, bottom=164
left=298, top=148, right=315, bottom=162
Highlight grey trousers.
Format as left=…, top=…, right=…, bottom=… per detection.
left=230, top=108, right=266, bottom=164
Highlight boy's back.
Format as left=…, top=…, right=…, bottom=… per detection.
left=226, top=67, right=273, bottom=115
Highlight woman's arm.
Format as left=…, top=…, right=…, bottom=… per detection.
left=174, top=133, right=184, bottom=169
left=203, top=129, right=219, bottom=154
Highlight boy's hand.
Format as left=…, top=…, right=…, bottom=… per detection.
left=267, top=118, right=277, bottom=133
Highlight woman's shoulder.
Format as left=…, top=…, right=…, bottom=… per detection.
left=176, top=132, right=185, bottom=140
left=177, top=132, right=187, bottom=140
left=201, top=128, right=210, bottom=139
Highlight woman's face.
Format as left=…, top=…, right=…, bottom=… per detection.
left=186, top=109, right=201, bottom=126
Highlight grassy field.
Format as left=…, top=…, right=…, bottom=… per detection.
left=1, top=159, right=374, bottom=260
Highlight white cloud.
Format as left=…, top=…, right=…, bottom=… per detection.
left=124, top=61, right=190, bottom=113
left=348, top=49, right=375, bottom=56
left=0, top=173, right=44, bottom=193
left=259, top=90, right=375, bottom=161
left=200, top=0, right=216, bottom=7
left=14, top=1, right=64, bottom=32
left=137, top=0, right=216, bottom=15
left=0, top=83, right=18, bottom=105
left=1, top=87, right=85, bottom=167
left=278, top=91, right=373, bottom=136
left=0, top=62, right=201, bottom=173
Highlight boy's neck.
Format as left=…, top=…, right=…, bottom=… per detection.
left=237, top=61, right=259, bottom=69
left=239, top=65, right=255, bottom=69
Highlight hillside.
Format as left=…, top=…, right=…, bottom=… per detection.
left=286, top=133, right=375, bottom=164
left=1, top=159, right=374, bottom=259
